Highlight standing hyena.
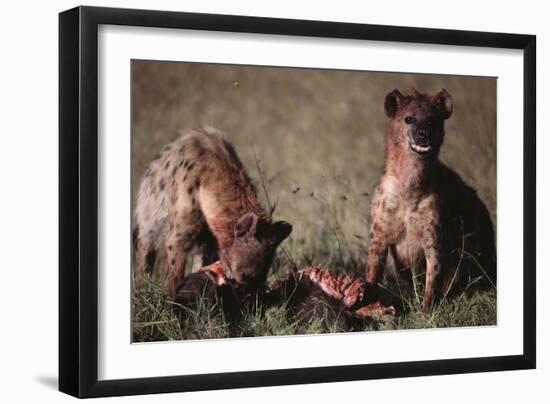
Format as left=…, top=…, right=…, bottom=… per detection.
left=365, top=89, right=496, bottom=310
left=133, top=128, right=292, bottom=298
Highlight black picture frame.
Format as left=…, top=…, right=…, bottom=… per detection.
left=59, top=5, right=536, bottom=398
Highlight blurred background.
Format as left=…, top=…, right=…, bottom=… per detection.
left=132, top=60, right=496, bottom=277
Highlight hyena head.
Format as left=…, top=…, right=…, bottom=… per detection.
left=384, top=89, right=453, bottom=159
left=222, top=212, right=292, bottom=288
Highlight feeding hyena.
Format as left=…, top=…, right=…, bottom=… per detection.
left=365, top=89, right=496, bottom=310
left=133, top=127, right=292, bottom=299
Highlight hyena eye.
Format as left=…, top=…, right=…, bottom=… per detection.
left=405, top=116, right=417, bottom=124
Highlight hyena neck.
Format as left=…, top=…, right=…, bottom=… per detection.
left=384, top=136, right=439, bottom=200
left=201, top=173, right=269, bottom=251
left=210, top=210, right=269, bottom=251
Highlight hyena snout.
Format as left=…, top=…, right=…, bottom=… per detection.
left=409, top=125, right=439, bottom=156
left=224, top=212, right=292, bottom=285
left=413, top=127, right=429, bottom=146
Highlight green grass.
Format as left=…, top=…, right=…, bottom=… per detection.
left=131, top=61, right=497, bottom=342
left=132, top=272, right=496, bottom=342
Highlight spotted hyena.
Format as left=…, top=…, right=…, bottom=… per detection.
left=133, top=128, right=292, bottom=298
left=365, top=89, right=496, bottom=310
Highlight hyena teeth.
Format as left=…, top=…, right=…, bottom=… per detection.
left=412, top=144, right=430, bottom=153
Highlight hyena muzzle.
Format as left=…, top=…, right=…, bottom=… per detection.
left=133, top=128, right=292, bottom=298
left=365, top=89, right=496, bottom=310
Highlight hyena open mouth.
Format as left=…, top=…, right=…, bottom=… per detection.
left=409, top=142, right=434, bottom=157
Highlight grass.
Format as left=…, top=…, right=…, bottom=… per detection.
left=132, top=273, right=496, bottom=342
left=131, top=61, right=497, bottom=342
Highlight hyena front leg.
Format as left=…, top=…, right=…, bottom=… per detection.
left=415, top=205, right=442, bottom=311
left=423, top=248, right=441, bottom=310
left=164, top=224, right=202, bottom=299
left=366, top=223, right=389, bottom=301
left=191, top=227, right=219, bottom=272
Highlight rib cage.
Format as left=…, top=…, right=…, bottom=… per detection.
left=271, top=265, right=366, bottom=310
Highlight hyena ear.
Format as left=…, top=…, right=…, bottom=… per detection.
left=432, top=89, right=453, bottom=119
left=272, top=221, right=293, bottom=245
left=384, top=89, right=404, bottom=118
left=234, top=212, right=259, bottom=239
